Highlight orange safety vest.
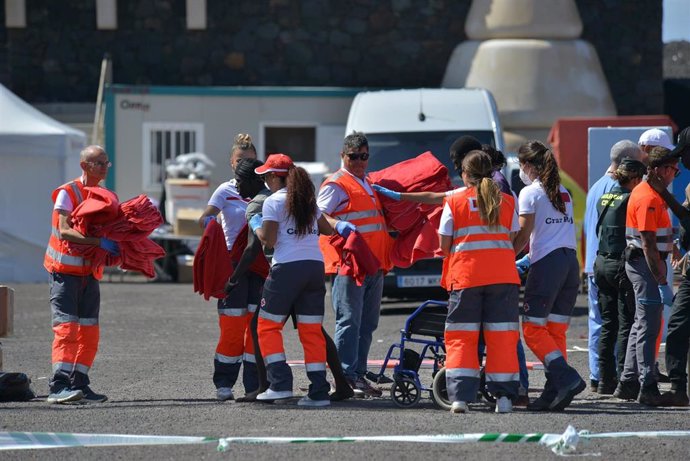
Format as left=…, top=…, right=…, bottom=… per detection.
left=319, top=169, right=392, bottom=274
left=625, top=182, right=673, bottom=253
left=444, top=188, right=520, bottom=290
left=43, top=178, right=103, bottom=279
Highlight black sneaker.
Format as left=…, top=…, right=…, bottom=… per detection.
left=613, top=380, right=640, bottom=401
left=47, top=388, right=83, bottom=404
left=550, top=377, right=586, bottom=411
left=638, top=386, right=662, bottom=406
left=353, top=376, right=382, bottom=398
left=657, top=390, right=690, bottom=407
left=526, top=392, right=554, bottom=411
left=78, top=386, right=108, bottom=403
left=597, top=379, right=618, bottom=395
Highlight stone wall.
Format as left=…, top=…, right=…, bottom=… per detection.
left=0, top=0, right=662, bottom=115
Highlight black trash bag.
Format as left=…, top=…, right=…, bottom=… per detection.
left=0, top=372, right=36, bottom=402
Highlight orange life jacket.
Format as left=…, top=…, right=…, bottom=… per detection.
left=444, top=188, right=520, bottom=290
left=319, top=169, right=392, bottom=275
left=43, top=178, right=103, bottom=279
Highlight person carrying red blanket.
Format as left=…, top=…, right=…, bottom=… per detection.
left=43, top=145, right=121, bottom=405
left=195, top=133, right=263, bottom=402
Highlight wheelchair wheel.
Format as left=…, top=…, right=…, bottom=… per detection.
left=431, top=367, right=451, bottom=411
left=390, top=376, right=421, bottom=408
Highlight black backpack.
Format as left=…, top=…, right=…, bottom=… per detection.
left=0, top=372, right=36, bottom=402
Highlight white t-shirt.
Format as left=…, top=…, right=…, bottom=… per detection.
left=439, top=190, right=520, bottom=236
left=439, top=187, right=519, bottom=234
left=262, top=188, right=323, bottom=264
left=317, top=169, right=376, bottom=215
left=54, top=189, right=75, bottom=212
left=518, top=180, right=576, bottom=263
left=208, top=179, right=248, bottom=250
left=54, top=176, right=88, bottom=211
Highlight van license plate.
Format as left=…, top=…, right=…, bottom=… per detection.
left=397, top=275, right=441, bottom=288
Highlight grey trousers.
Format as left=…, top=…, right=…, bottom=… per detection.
left=621, top=255, right=664, bottom=388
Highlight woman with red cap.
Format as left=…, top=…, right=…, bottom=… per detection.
left=251, top=153, right=338, bottom=407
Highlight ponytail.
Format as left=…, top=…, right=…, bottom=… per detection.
left=462, top=150, right=502, bottom=226
left=518, top=140, right=565, bottom=214
left=476, top=177, right=501, bottom=226
left=539, top=152, right=565, bottom=214
left=286, top=166, right=317, bottom=238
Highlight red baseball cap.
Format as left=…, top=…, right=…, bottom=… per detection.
left=254, top=153, right=294, bottom=176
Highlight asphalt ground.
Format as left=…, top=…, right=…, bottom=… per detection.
left=2, top=277, right=689, bottom=460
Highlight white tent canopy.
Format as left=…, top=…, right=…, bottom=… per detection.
left=0, top=84, right=87, bottom=283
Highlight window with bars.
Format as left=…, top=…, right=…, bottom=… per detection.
left=142, top=123, right=204, bottom=191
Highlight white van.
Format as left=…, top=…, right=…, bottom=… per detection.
left=345, top=88, right=504, bottom=297
left=347, top=88, right=504, bottom=187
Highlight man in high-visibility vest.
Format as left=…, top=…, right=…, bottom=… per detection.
left=317, top=132, right=392, bottom=397
left=44, top=145, right=120, bottom=404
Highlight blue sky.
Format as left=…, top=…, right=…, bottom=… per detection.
left=664, top=0, right=690, bottom=42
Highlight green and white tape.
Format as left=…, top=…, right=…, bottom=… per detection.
left=3, top=427, right=690, bottom=456
left=0, top=432, right=216, bottom=451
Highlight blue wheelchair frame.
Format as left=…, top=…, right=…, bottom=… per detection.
left=373, top=300, right=448, bottom=407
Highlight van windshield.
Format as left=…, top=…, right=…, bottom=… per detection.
left=365, top=131, right=496, bottom=186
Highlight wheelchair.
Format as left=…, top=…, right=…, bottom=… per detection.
left=370, top=300, right=494, bottom=409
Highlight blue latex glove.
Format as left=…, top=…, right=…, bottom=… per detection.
left=373, top=184, right=402, bottom=201
left=516, top=254, right=530, bottom=275
left=659, top=284, right=675, bottom=307
left=249, top=213, right=263, bottom=232
left=99, top=238, right=120, bottom=256
left=335, top=221, right=357, bottom=238
left=202, top=215, right=215, bottom=228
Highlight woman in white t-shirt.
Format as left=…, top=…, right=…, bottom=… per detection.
left=251, top=153, right=336, bottom=407
left=197, top=133, right=260, bottom=402
left=513, top=140, right=585, bottom=412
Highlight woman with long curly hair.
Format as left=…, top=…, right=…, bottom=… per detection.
left=513, top=140, right=585, bottom=412
left=251, top=153, right=337, bottom=407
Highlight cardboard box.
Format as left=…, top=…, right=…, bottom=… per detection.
left=165, top=179, right=209, bottom=224
left=174, top=208, right=204, bottom=236
left=0, top=286, right=15, bottom=337
left=176, top=255, right=194, bottom=283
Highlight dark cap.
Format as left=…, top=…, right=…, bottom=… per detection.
left=618, top=158, right=646, bottom=176
left=672, top=127, right=690, bottom=158
left=235, top=158, right=264, bottom=180
left=450, top=136, right=482, bottom=158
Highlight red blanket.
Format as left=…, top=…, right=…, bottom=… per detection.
left=67, top=188, right=165, bottom=278
left=193, top=221, right=270, bottom=301
left=368, top=152, right=450, bottom=268
left=328, top=232, right=380, bottom=286
left=193, top=220, right=233, bottom=300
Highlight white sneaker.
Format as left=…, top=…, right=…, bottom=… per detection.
left=216, top=387, right=234, bottom=401
left=297, top=396, right=331, bottom=408
left=495, top=396, right=513, bottom=413
left=256, top=389, right=294, bottom=400
left=450, top=401, right=469, bottom=413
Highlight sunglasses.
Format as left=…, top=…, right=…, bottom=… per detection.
left=668, top=165, right=681, bottom=178
left=344, top=152, right=369, bottom=161
left=87, top=160, right=112, bottom=168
